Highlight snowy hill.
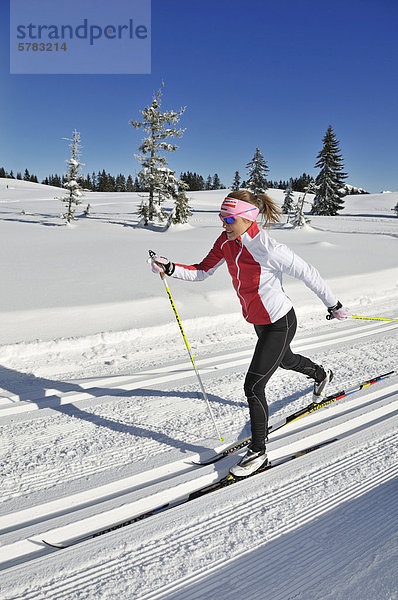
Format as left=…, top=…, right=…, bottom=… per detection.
left=0, top=179, right=397, bottom=599
left=0, top=179, right=397, bottom=344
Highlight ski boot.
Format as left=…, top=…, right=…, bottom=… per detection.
left=230, top=446, right=268, bottom=478
left=313, top=367, right=333, bottom=403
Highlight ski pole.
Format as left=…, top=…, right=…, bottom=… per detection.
left=351, top=315, right=398, bottom=322
left=149, top=250, right=224, bottom=441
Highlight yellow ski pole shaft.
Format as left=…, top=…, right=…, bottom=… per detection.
left=152, top=259, right=224, bottom=442
left=352, top=316, right=398, bottom=322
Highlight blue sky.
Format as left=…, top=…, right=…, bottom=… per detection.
left=1, top=0, right=397, bottom=192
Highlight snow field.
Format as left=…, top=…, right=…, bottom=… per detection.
left=0, top=181, right=397, bottom=598
left=2, top=416, right=396, bottom=599
left=1, top=320, right=396, bottom=506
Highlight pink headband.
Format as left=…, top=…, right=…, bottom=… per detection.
left=220, top=197, right=259, bottom=222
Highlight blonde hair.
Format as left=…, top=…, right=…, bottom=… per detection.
left=226, top=189, right=281, bottom=228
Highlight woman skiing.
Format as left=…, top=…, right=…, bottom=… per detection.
left=149, top=190, right=347, bottom=477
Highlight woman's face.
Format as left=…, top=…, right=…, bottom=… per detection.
left=220, top=214, right=252, bottom=241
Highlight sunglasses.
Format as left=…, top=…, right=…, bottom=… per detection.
left=218, top=209, right=253, bottom=224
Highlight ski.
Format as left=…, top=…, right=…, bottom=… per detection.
left=42, top=369, right=395, bottom=551
left=194, top=370, right=395, bottom=466
left=42, top=503, right=170, bottom=549
left=189, top=438, right=338, bottom=500
left=43, top=438, right=337, bottom=550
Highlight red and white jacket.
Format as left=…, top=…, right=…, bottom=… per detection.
left=172, top=221, right=337, bottom=324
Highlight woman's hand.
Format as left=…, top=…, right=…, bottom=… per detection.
left=327, top=301, right=348, bottom=320
left=149, top=254, right=175, bottom=276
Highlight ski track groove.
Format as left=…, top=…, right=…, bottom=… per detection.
left=137, top=459, right=398, bottom=600
left=1, top=383, right=395, bottom=503
left=0, top=320, right=396, bottom=417
left=163, top=478, right=397, bottom=600
left=2, top=323, right=397, bottom=598
left=7, top=430, right=397, bottom=600
left=1, top=380, right=396, bottom=504
left=128, top=434, right=397, bottom=570
left=1, top=446, right=173, bottom=503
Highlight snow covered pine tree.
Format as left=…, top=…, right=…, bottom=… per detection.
left=282, top=179, right=295, bottom=222
left=291, top=182, right=315, bottom=228
left=232, top=170, right=241, bottom=191
left=58, top=129, right=85, bottom=224
left=130, top=82, right=191, bottom=226
left=246, top=147, right=270, bottom=195
left=311, top=126, right=348, bottom=216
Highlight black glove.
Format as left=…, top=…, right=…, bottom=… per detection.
left=326, top=301, right=348, bottom=320
left=149, top=252, right=175, bottom=276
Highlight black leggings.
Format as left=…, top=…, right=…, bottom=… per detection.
left=244, top=308, right=323, bottom=452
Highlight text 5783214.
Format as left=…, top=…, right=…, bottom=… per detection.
left=18, top=42, right=67, bottom=52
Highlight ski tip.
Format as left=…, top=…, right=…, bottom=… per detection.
left=42, top=539, right=66, bottom=549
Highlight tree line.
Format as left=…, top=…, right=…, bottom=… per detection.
left=1, top=166, right=334, bottom=195
left=0, top=167, right=39, bottom=183
left=1, top=82, right=376, bottom=226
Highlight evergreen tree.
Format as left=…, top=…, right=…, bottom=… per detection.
left=130, top=82, right=188, bottom=224
left=172, top=190, right=192, bottom=224
left=0, top=167, right=6, bottom=178
left=23, top=169, right=30, bottom=181
left=232, top=171, right=241, bottom=191
left=58, top=129, right=85, bottom=223
left=205, top=175, right=212, bottom=190
left=292, top=173, right=314, bottom=192
left=246, top=147, right=269, bottom=194
left=292, top=182, right=315, bottom=227
left=282, top=179, right=295, bottom=217
left=108, top=173, right=116, bottom=191
left=180, top=171, right=205, bottom=191
left=116, top=173, right=126, bottom=192
left=83, top=174, right=92, bottom=190
left=9, top=170, right=15, bottom=179
left=311, top=126, right=348, bottom=215
left=16, top=172, right=22, bottom=180
left=97, top=169, right=108, bottom=192
left=212, top=173, right=221, bottom=190
left=126, top=174, right=134, bottom=191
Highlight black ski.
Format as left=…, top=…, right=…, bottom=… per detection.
left=42, top=370, right=394, bottom=551
left=194, top=370, right=395, bottom=466
left=42, top=438, right=336, bottom=550
left=189, top=438, right=338, bottom=500
left=42, top=503, right=170, bottom=549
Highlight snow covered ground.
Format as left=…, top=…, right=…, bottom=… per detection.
left=0, top=180, right=397, bottom=599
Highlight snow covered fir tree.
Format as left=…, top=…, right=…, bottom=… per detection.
left=311, top=126, right=348, bottom=215
left=172, top=190, right=192, bottom=224
left=282, top=180, right=295, bottom=221
left=58, top=129, right=85, bottom=224
left=232, top=171, right=241, bottom=191
left=291, top=182, right=315, bottom=227
left=130, top=82, right=190, bottom=226
left=246, top=147, right=269, bottom=194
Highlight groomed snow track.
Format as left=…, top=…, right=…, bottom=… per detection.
left=0, top=319, right=397, bottom=599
